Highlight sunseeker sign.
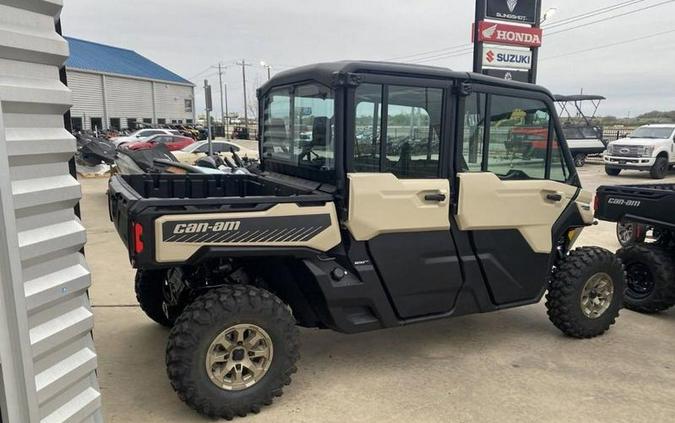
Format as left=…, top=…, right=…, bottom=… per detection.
left=475, top=21, right=542, bottom=47
left=482, top=45, right=532, bottom=70
left=486, top=0, right=538, bottom=24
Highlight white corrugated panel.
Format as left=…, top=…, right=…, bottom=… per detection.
left=67, top=71, right=103, bottom=131
left=106, top=75, right=153, bottom=127
left=154, top=82, right=194, bottom=122
left=0, top=1, right=103, bottom=423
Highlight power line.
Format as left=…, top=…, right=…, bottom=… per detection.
left=410, top=0, right=675, bottom=64
left=547, top=0, right=675, bottom=36
left=384, top=0, right=667, bottom=64
left=541, top=27, right=675, bottom=61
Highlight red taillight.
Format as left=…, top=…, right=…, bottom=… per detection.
left=133, top=222, right=144, bottom=254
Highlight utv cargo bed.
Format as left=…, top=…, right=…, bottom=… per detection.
left=108, top=173, right=336, bottom=267
left=594, top=183, right=675, bottom=228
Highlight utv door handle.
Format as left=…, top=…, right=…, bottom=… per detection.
left=546, top=193, right=563, bottom=202
left=424, top=193, right=447, bottom=202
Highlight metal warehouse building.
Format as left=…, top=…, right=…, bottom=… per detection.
left=65, top=37, right=196, bottom=131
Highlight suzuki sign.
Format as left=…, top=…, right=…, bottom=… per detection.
left=475, top=21, right=542, bottom=47
left=482, top=45, right=532, bottom=70
left=486, top=0, right=539, bottom=24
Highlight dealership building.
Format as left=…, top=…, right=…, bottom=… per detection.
left=65, top=37, right=196, bottom=131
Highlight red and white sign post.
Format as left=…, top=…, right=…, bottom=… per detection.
left=472, top=0, right=543, bottom=83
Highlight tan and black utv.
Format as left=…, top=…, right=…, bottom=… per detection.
left=108, top=61, right=625, bottom=419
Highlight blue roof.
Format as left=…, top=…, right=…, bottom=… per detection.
left=65, top=37, right=193, bottom=85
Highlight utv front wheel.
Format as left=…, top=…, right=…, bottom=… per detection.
left=617, top=244, right=675, bottom=313
left=574, top=153, right=586, bottom=167
left=135, top=270, right=174, bottom=327
left=166, top=285, right=299, bottom=420
left=546, top=247, right=625, bottom=338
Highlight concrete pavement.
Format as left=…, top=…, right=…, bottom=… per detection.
left=81, top=161, right=675, bottom=422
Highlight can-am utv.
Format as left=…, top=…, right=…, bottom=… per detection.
left=107, top=61, right=624, bottom=419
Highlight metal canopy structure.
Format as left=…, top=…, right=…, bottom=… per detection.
left=0, top=1, right=102, bottom=422
left=554, top=94, right=606, bottom=127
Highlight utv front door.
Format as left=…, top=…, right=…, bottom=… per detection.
left=455, top=89, right=585, bottom=305
left=346, top=79, right=463, bottom=319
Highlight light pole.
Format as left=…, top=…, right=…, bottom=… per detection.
left=260, top=61, right=272, bottom=80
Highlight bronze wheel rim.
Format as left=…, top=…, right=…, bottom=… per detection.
left=205, top=323, right=274, bottom=391
left=580, top=273, right=614, bottom=319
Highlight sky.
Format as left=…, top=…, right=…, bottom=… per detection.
left=61, top=0, right=675, bottom=118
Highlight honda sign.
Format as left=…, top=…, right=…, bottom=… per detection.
left=486, top=0, right=539, bottom=24
left=475, top=21, right=542, bottom=47
left=482, top=45, right=532, bottom=69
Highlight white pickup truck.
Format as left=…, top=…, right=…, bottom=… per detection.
left=604, top=124, right=675, bottom=179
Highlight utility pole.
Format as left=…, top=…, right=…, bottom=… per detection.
left=218, top=63, right=225, bottom=137
left=224, top=83, right=229, bottom=138
left=237, top=59, right=252, bottom=133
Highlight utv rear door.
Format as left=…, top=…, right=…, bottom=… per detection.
left=455, top=86, right=580, bottom=305
left=345, top=77, right=464, bottom=319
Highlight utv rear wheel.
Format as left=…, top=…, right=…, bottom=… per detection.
left=605, top=167, right=621, bottom=176
left=546, top=247, right=625, bottom=338
left=135, top=270, right=174, bottom=327
left=616, top=221, right=646, bottom=247
left=650, top=156, right=668, bottom=179
left=166, top=285, right=299, bottom=420
left=617, top=244, right=675, bottom=313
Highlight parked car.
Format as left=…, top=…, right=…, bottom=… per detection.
left=111, top=128, right=182, bottom=147
left=172, top=140, right=259, bottom=164
left=604, top=124, right=675, bottom=179
left=126, top=134, right=195, bottom=151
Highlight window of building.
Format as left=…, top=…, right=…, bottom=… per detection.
left=90, top=117, right=103, bottom=131
left=486, top=95, right=550, bottom=180
left=158, top=118, right=166, bottom=125
left=110, top=118, right=121, bottom=130
left=353, top=83, right=382, bottom=172
left=71, top=117, right=83, bottom=131
left=461, top=92, right=487, bottom=172
left=185, top=99, right=193, bottom=113
left=186, top=119, right=193, bottom=124
left=143, top=118, right=152, bottom=124
left=172, top=120, right=177, bottom=124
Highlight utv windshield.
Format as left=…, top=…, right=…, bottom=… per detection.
left=627, top=127, right=674, bottom=139
left=261, top=83, right=335, bottom=172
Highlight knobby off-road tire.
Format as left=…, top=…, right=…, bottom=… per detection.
left=574, top=153, right=586, bottom=167
left=166, top=285, right=299, bottom=420
left=135, top=270, right=173, bottom=327
left=617, top=244, right=675, bottom=313
left=546, top=247, right=625, bottom=338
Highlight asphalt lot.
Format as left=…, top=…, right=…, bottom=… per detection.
left=82, top=159, right=675, bottom=423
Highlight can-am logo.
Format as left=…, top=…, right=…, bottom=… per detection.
left=476, top=21, right=543, bottom=47
left=482, top=45, right=533, bottom=70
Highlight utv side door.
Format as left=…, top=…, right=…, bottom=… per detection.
left=345, top=77, right=464, bottom=319
left=454, top=86, right=581, bottom=305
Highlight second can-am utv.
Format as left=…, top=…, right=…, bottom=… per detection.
left=108, top=61, right=624, bottom=419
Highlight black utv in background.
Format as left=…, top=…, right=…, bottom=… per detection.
left=108, top=61, right=624, bottom=420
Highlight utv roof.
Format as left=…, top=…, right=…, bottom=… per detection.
left=258, top=60, right=554, bottom=98
left=554, top=94, right=606, bottom=102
